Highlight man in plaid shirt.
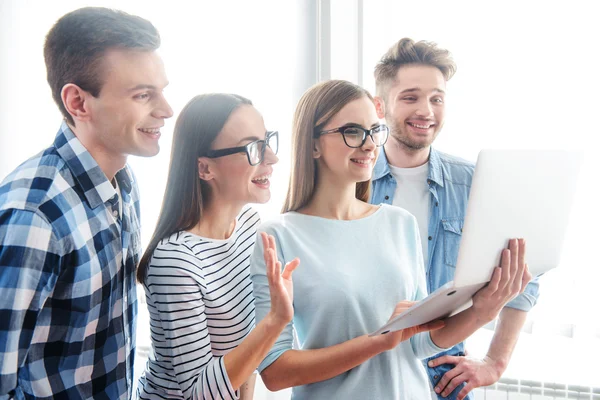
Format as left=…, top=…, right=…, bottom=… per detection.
left=0, top=7, right=173, bottom=399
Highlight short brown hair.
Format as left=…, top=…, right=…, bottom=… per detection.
left=374, top=38, right=456, bottom=98
left=282, top=80, right=373, bottom=213
left=44, top=7, right=161, bottom=125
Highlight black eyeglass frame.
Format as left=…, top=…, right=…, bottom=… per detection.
left=204, top=131, right=279, bottom=166
left=313, top=124, right=390, bottom=148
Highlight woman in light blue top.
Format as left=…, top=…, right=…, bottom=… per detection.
left=250, top=80, right=531, bottom=399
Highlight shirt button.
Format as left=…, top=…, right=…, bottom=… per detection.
left=435, top=201, right=439, bottom=207
left=434, top=375, right=439, bottom=380
left=384, top=195, right=390, bottom=200
left=428, top=236, right=432, bottom=241
left=113, top=209, right=119, bottom=218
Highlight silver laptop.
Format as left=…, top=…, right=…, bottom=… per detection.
left=370, top=149, right=583, bottom=336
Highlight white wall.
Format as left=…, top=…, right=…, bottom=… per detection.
left=1, top=0, right=599, bottom=397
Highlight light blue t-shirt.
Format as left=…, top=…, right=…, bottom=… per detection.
left=250, top=204, right=447, bottom=400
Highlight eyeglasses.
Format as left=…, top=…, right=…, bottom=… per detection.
left=204, top=131, right=279, bottom=166
left=314, top=124, right=389, bottom=148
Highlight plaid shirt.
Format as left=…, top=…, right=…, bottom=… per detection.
left=0, top=122, right=140, bottom=400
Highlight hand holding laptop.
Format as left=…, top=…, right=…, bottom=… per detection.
left=371, top=149, right=581, bottom=337
left=470, top=238, right=532, bottom=324
left=376, top=238, right=532, bottom=345
left=377, top=301, right=446, bottom=349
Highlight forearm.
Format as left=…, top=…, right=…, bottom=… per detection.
left=260, top=334, right=388, bottom=391
left=223, top=313, right=288, bottom=390
left=430, top=307, right=489, bottom=349
left=238, top=372, right=256, bottom=400
left=485, top=307, right=527, bottom=371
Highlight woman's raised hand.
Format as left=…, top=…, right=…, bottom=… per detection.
left=262, top=232, right=300, bottom=326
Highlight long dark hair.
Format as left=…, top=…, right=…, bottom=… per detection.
left=137, top=93, right=252, bottom=283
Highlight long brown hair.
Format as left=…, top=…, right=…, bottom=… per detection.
left=137, top=93, right=252, bottom=283
left=282, top=80, right=373, bottom=213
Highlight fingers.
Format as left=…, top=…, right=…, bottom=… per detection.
left=521, top=263, right=532, bottom=294
left=440, top=373, right=467, bottom=398
left=260, top=232, right=270, bottom=254
left=261, top=232, right=276, bottom=270
left=435, top=368, right=462, bottom=395
left=265, top=248, right=276, bottom=287
left=486, top=267, right=501, bottom=294
left=509, top=238, right=519, bottom=280
left=281, top=258, right=300, bottom=280
left=428, top=355, right=461, bottom=368
left=427, top=319, right=446, bottom=331
left=498, top=248, right=511, bottom=293
left=413, top=319, right=445, bottom=336
left=457, top=383, right=475, bottom=400
left=391, top=301, right=417, bottom=318
left=518, top=238, right=526, bottom=271
left=268, top=234, right=278, bottom=264
left=510, top=239, right=526, bottom=295
left=262, top=232, right=300, bottom=284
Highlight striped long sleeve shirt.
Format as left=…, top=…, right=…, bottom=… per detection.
left=137, top=207, right=259, bottom=400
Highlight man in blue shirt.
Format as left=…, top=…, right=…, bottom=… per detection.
left=370, top=38, right=539, bottom=400
left=0, top=7, right=173, bottom=399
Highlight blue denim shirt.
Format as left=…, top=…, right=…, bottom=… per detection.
left=370, top=147, right=540, bottom=400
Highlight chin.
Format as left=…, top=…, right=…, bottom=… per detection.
left=132, top=145, right=160, bottom=158
left=254, top=194, right=271, bottom=204
left=252, top=191, right=271, bottom=204
left=353, top=171, right=373, bottom=182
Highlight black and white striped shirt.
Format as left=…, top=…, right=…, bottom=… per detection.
left=137, top=207, right=260, bottom=400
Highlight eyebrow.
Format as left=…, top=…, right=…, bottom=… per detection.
left=343, top=122, right=383, bottom=129
left=127, top=82, right=170, bottom=92
left=399, top=87, right=445, bottom=94
left=235, top=131, right=269, bottom=145
left=237, top=136, right=261, bottom=144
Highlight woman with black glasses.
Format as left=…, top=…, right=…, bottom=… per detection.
left=136, top=93, right=299, bottom=400
left=250, top=80, right=530, bottom=399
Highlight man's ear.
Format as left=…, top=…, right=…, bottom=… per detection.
left=61, top=83, right=92, bottom=123
left=197, top=157, right=215, bottom=181
left=374, top=96, right=386, bottom=119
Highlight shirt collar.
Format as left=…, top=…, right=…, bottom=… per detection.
left=427, top=147, right=444, bottom=187
left=53, top=121, right=133, bottom=209
left=373, top=147, right=391, bottom=181
left=373, top=146, right=444, bottom=187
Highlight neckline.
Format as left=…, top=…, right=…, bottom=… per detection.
left=288, top=204, right=383, bottom=223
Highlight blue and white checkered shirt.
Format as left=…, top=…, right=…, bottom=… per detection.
left=0, top=122, right=140, bottom=400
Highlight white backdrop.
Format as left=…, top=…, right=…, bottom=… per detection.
left=1, top=0, right=598, bottom=398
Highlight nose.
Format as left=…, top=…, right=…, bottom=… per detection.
left=361, top=134, right=376, bottom=152
left=153, top=92, right=174, bottom=119
left=263, top=145, right=279, bottom=165
left=415, top=98, right=433, bottom=118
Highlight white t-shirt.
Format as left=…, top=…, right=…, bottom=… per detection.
left=388, top=162, right=430, bottom=266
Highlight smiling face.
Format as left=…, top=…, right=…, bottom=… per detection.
left=315, top=95, right=381, bottom=184
left=381, top=64, right=446, bottom=151
left=85, top=49, right=173, bottom=159
left=205, top=105, right=279, bottom=206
